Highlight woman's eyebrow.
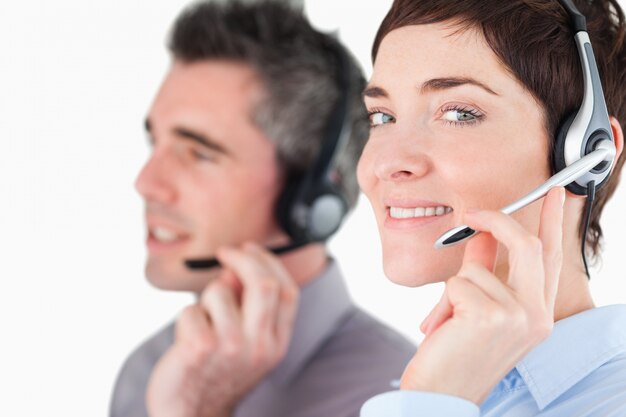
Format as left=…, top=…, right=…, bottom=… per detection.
left=363, top=77, right=499, bottom=99
left=420, top=77, right=499, bottom=96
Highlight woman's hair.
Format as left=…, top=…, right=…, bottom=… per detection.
left=373, top=0, right=626, bottom=260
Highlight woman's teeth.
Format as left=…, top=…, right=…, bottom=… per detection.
left=389, top=206, right=452, bottom=219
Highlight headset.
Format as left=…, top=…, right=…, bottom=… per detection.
left=186, top=39, right=355, bottom=270
left=435, top=0, right=617, bottom=278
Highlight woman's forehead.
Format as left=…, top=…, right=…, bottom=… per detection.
left=370, top=23, right=526, bottom=100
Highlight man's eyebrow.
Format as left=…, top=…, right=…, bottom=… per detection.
left=173, top=127, right=229, bottom=155
left=144, top=118, right=229, bottom=155
left=363, top=85, right=389, bottom=98
left=420, top=77, right=499, bottom=96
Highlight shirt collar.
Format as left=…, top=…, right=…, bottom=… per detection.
left=515, top=304, right=626, bottom=410
left=267, top=258, right=355, bottom=385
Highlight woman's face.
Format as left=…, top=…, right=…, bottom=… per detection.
left=358, top=23, right=552, bottom=286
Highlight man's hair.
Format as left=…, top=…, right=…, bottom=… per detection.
left=168, top=0, right=369, bottom=210
left=373, top=0, right=626, bottom=259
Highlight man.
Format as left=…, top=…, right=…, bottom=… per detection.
left=110, top=1, right=415, bottom=417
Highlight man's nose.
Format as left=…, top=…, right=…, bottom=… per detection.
left=134, top=150, right=177, bottom=204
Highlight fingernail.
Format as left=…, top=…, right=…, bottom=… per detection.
left=560, top=187, right=566, bottom=207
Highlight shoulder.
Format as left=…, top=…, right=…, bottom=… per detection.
left=564, top=352, right=626, bottom=411
left=535, top=352, right=626, bottom=416
left=109, top=321, right=175, bottom=417
left=289, top=308, right=415, bottom=408
left=328, top=307, right=416, bottom=363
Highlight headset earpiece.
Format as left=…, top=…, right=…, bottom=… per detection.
left=551, top=0, right=616, bottom=196
left=274, top=39, right=353, bottom=244
left=276, top=176, right=347, bottom=242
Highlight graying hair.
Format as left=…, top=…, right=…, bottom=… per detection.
left=168, top=0, right=369, bottom=209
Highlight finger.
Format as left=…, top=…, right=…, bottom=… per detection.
left=538, top=187, right=565, bottom=311
left=445, top=276, right=503, bottom=318
left=462, top=231, right=498, bottom=273
left=457, top=261, right=516, bottom=306
left=463, top=209, right=545, bottom=301
left=421, top=291, right=453, bottom=337
left=242, top=243, right=299, bottom=348
left=200, top=279, right=242, bottom=346
left=215, top=246, right=282, bottom=347
left=221, top=268, right=244, bottom=301
left=175, top=304, right=216, bottom=349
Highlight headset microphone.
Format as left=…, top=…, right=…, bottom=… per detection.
left=185, top=241, right=311, bottom=270
left=435, top=140, right=615, bottom=248
left=436, top=0, right=617, bottom=260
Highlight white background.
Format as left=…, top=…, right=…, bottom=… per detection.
left=1, top=0, right=625, bottom=415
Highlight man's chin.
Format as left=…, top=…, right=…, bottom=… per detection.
left=145, top=260, right=219, bottom=292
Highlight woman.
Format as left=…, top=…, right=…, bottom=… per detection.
left=358, top=0, right=626, bottom=415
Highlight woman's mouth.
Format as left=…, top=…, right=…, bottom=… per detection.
left=389, top=205, right=453, bottom=219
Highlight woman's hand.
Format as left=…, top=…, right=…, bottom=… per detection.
left=400, top=187, right=566, bottom=404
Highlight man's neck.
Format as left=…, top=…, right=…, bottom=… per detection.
left=279, top=243, right=329, bottom=287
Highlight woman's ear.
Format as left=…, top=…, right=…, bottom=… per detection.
left=609, top=116, right=624, bottom=163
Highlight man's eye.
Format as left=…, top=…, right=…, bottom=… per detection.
left=368, top=111, right=396, bottom=127
left=190, top=149, right=214, bottom=162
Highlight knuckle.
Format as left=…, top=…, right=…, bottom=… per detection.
left=255, top=279, right=280, bottom=297
left=280, top=286, right=299, bottom=305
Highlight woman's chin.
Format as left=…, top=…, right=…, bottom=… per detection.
left=382, top=260, right=437, bottom=287
left=382, top=251, right=462, bottom=287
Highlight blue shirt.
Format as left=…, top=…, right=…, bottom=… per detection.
left=361, top=305, right=626, bottom=417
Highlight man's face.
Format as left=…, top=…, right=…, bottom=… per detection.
left=136, top=60, right=285, bottom=292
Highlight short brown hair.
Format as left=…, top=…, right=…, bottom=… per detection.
left=373, top=0, right=626, bottom=259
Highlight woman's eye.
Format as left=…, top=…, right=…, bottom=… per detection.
left=368, top=110, right=396, bottom=127
left=441, top=107, right=483, bottom=125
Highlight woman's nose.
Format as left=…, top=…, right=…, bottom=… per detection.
left=373, top=138, right=432, bottom=182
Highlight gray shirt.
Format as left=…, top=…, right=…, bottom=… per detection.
left=110, top=261, right=416, bottom=417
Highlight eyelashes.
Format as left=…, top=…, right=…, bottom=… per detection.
left=440, top=104, right=485, bottom=126
left=366, top=104, right=485, bottom=129
left=367, top=107, right=395, bottom=128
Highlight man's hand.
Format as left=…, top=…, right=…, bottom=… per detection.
left=146, top=242, right=300, bottom=417
left=400, top=187, right=565, bottom=405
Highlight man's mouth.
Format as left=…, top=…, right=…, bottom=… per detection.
left=150, top=226, right=188, bottom=243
